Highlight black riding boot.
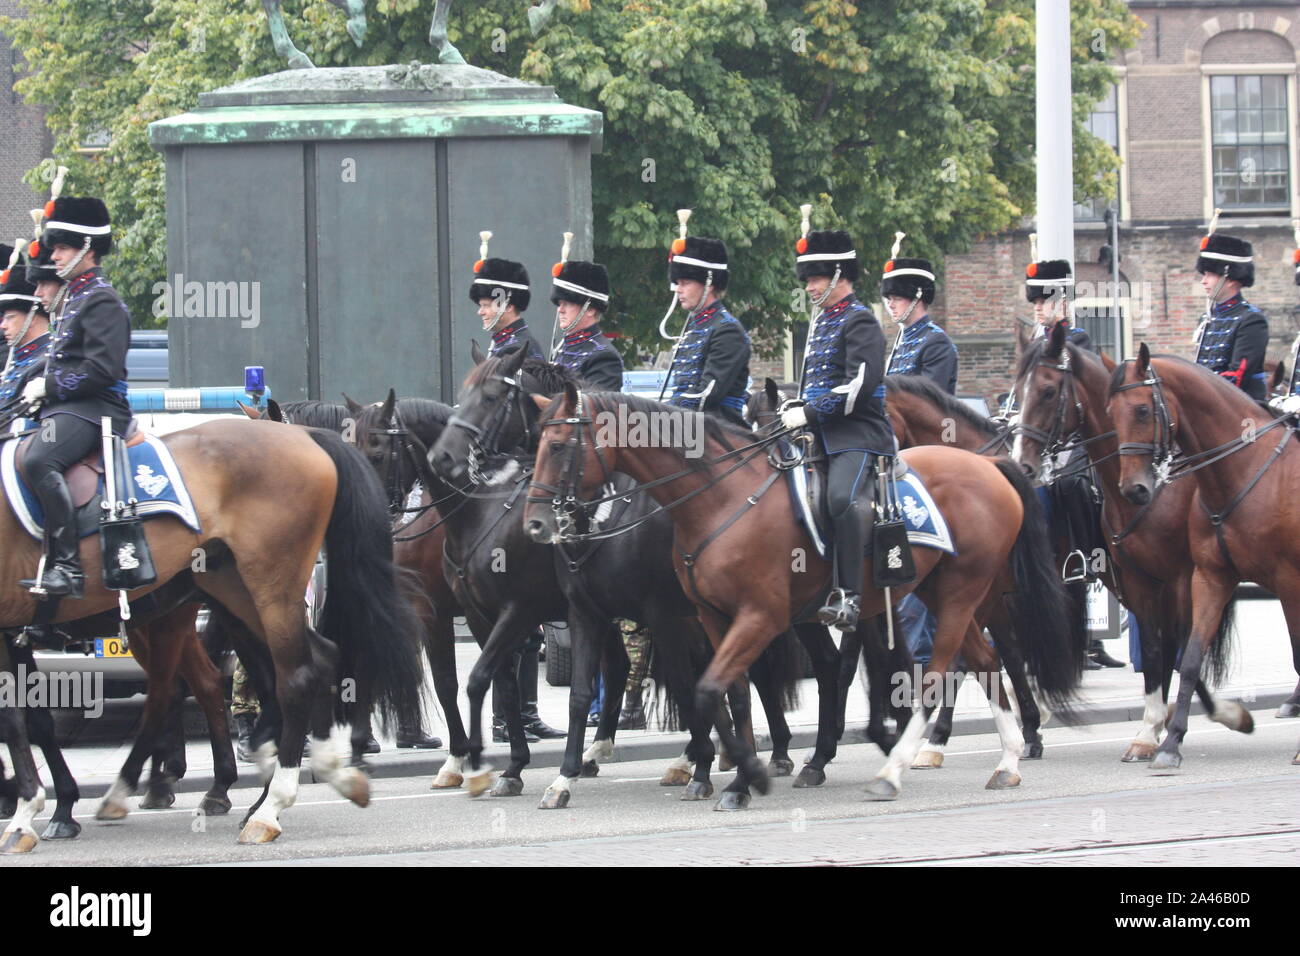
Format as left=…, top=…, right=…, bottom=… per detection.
left=819, top=507, right=866, bottom=634
left=21, top=473, right=84, bottom=599
left=234, top=713, right=257, bottom=763
left=519, top=647, right=565, bottom=739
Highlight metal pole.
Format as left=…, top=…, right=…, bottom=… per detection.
left=1035, top=0, right=1075, bottom=266
left=1107, top=206, right=1121, bottom=356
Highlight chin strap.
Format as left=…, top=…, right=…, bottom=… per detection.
left=54, top=235, right=92, bottom=280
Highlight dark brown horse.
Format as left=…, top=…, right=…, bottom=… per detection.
left=0, top=418, right=424, bottom=848
left=1013, top=326, right=1250, bottom=760
left=1108, top=346, right=1299, bottom=768
left=526, top=387, right=1082, bottom=800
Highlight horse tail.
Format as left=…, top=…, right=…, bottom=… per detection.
left=308, top=428, right=426, bottom=734
left=755, top=627, right=803, bottom=711
left=1204, top=588, right=1237, bottom=688
left=993, top=458, right=1085, bottom=719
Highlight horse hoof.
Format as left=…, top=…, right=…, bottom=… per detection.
left=985, top=770, right=1021, bottom=790
left=580, top=760, right=600, bottom=778
left=718, top=753, right=735, bottom=773
left=538, top=787, right=570, bottom=810
left=714, top=791, right=750, bottom=812
left=864, top=778, right=899, bottom=801
left=1022, top=741, right=1044, bottom=759
left=42, top=819, right=81, bottom=840
left=139, top=789, right=176, bottom=810
left=199, top=795, right=233, bottom=817
left=1293, top=752, right=1300, bottom=766
left=287, top=51, right=315, bottom=70
left=792, top=766, right=826, bottom=789
left=680, top=780, right=714, bottom=801
left=465, top=772, right=494, bottom=798
left=1121, top=742, right=1156, bottom=762
left=237, top=819, right=281, bottom=844
left=768, top=757, right=795, bottom=777
left=1277, top=702, right=1300, bottom=718
left=911, top=750, right=944, bottom=769
left=1150, top=750, right=1182, bottom=771
left=744, top=759, right=771, bottom=796
left=489, top=776, right=524, bottom=798
left=95, top=799, right=129, bottom=822
left=336, top=768, right=371, bottom=808
left=430, top=769, right=463, bottom=789
left=0, top=829, right=38, bottom=854
left=659, top=767, right=692, bottom=787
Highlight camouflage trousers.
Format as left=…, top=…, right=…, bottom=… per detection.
left=618, top=620, right=651, bottom=694
left=231, top=660, right=260, bottom=717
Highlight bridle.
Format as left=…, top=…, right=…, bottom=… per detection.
left=1015, top=345, right=1118, bottom=482
left=526, top=391, right=618, bottom=539
left=444, top=368, right=536, bottom=484
left=1111, top=362, right=1178, bottom=489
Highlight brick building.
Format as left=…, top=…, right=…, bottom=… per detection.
left=0, top=0, right=51, bottom=244
left=927, top=1, right=1300, bottom=407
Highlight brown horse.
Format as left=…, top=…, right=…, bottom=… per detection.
left=1012, top=326, right=1250, bottom=760
left=526, top=386, right=1082, bottom=800
left=1108, top=346, right=1300, bottom=768
left=0, top=418, right=424, bottom=847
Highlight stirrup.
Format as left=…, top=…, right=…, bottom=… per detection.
left=817, top=588, right=861, bottom=633
left=1061, top=549, right=1088, bottom=584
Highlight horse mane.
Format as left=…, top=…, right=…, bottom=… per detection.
left=353, top=396, right=456, bottom=448
left=1108, top=352, right=1281, bottom=419
left=586, top=391, right=747, bottom=459
left=275, top=400, right=350, bottom=432
left=884, top=373, right=1000, bottom=439
left=466, top=354, right=583, bottom=394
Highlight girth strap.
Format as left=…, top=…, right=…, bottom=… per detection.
left=1197, top=425, right=1294, bottom=576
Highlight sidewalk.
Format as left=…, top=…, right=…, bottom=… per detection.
left=30, top=598, right=1298, bottom=799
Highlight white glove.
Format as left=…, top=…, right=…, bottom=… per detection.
left=21, top=378, right=45, bottom=403
left=1271, top=394, right=1300, bottom=415
left=781, top=406, right=809, bottom=430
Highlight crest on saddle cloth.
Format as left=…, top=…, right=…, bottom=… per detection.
left=901, top=494, right=929, bottom=530
left=134, top=465, right=169, bottom=498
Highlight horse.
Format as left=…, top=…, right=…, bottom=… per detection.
left=428, top=348, right=851, bottom=808
left=0, top=418, right=425, bottom=848
left=1108, top=345, right=1300, bottom=768
left=261, top=0, right=471, bottom=70
left=1012, top=325, right=1250, bottom=759
left=526, top=385, right=1083, bottom=801
left=747, top=376, right=1049, bottom=766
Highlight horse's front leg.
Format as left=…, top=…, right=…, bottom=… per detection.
left=539, top=611, right=606, bottom=809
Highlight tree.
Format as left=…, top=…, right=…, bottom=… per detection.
left=3, top=0, right=1139, bottom=350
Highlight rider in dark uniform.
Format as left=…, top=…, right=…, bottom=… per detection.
left=0, top=246, right=50, bottom=405
left=549, top=250, right=623, bottom=390
left=1193, top=232, right=1268, bottom=401
left=19, top=195, right=130, bottom=599
left=1028, top=259, right=1094, bottom=353
left=782, top=223, right=893, bottom=632
left=882, top=254, right=958, bottom=394
left=471, top=231, right=543, bottom=362
left=664, top=229, right=751, bottom=428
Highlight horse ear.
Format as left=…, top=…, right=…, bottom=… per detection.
left=342, top=392, right=364, bottom=417
left=266, top=398, right=285, bottom=423
left=764, top=377, right=780, bottom=407
left=236, top=401, right=260, bottom=420
left=1137, top=342, right=1151, bottom=375
left=471, top=340, right=486, bottom=366
left=1099, top=350, right=1117, bottom=372
left=503, top=344, right=528, bottom=375
left=380, top=388, right=396, bottom=424
left=1015, top=317, right=1031, bottom=357
left=1046, top=319, right=1066, bottom=358
left=530, top=393, right=551, bottom=412
left=563, top=379, right=579, bottom=411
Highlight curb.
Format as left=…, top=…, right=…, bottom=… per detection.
left=62, top=689, right=1295, bottom=801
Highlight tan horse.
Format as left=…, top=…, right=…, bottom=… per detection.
left=0, top=418, right=424, bottom=847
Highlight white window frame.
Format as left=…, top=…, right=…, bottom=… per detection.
left=1200, top=64, right=1298, bottom=220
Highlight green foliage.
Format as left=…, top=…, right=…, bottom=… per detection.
left=2, top=0, right=1139, bottom=350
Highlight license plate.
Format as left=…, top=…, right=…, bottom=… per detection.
left=95, top=637, right=133, bottom=659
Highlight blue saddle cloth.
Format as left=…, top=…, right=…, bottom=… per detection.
left=784, top=456, right=955, bottom=561
left=1, top=429, right=201, bottom=539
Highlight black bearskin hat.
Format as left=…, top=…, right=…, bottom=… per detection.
left=25, top=239, right=61, bottom=285
left=880, top=257, right=935, bottom=304
left=795, top=230, right=859, bottom=283
left=0, top=247, right=43, bottom=314
left=550, top=260, right=610, bottom=312
left=469, top=257, right=531, bottom=312
left=1024, top=259, right=1073, bottom=303
left=42, top=196, right=112, bottom=258
left=668, top=236, right=729, bottom=291
left=1196, top=233, right=1253, bottom=287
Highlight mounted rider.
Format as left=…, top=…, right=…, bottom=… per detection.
left=548, top=232, right=623, bottom=390
left=471, top=230, right=543, bottom=362
left=1192, top=215, right=1268, bottom=402
left=882, top=237, right=958, bottom=394
left=1027, top=256, right=1095, bottom=353
left=661, top=210, right=751, bottom=429
left=0, top=243, right=51, bottom=405
left=780, top=209, right=895, bottom=632
left=18, top=190, right=131, bottom=600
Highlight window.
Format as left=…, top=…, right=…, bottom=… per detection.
left=1210, top=74, right=1289, bottom=211
left=1075, top=84, right=1120, bottom=222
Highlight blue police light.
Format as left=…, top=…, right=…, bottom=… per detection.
left=244, top=366, right=266, bottom=394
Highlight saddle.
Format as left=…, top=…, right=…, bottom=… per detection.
left=15, top=419, right=146, bottom=509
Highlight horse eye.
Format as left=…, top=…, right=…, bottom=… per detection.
left=1136, top=405, right=1151, bottom=421
left=549, top=441, right=565, bottom=453
left=1041, top=386, right=1056, bottom=400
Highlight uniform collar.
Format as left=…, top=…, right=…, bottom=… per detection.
left=67, top=267, right=103, bottom=295
left=563, top=325, right=602, bottom=346
left=12, top=332, right=49, bottom=359
left=901, top=318, right=932, bottom=340
left=1212, top=294, right=1243, bottom=316
left=820, top=293, right=859, bottom=320
left=689, top=300, right=721, bottom=327
left=491, top=319, right=528, bottom=346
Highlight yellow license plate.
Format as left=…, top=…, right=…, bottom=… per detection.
left=95, top=637, right=133, bottom=659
